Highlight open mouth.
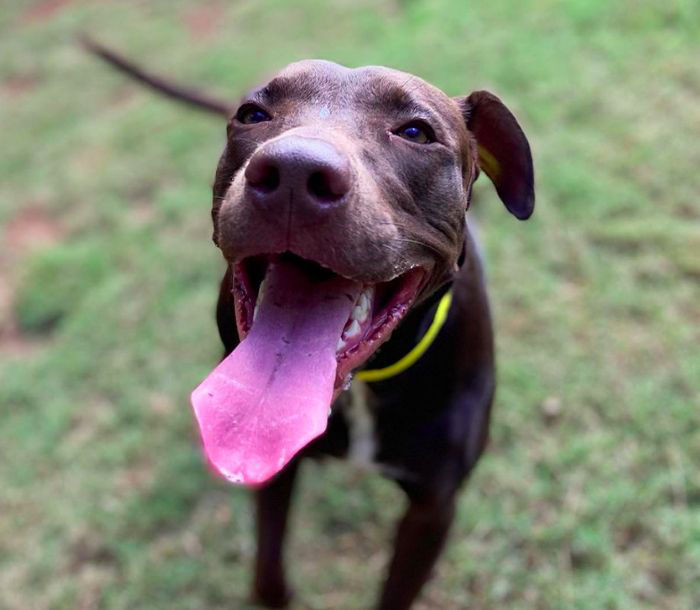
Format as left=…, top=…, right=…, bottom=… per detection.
left=191, top=251, right=424, bottom=486
left=232, top=252, right=425, bottom=388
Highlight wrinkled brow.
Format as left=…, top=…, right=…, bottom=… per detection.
left=360, top=81, right=440, bottom=121
left=245, top=74, right=442, bottom=121
left=248, top=76, right=328, bottom=105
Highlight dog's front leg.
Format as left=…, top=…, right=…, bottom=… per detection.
left=251, top=459, right=299, bottom=608
left=377, top=493, right=456, bottom=610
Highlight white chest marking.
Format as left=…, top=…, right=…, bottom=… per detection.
left=347, top=380, right=377, bottom=466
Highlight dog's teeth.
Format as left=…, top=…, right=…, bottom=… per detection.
left=344, top=319, right=361, bottom=338
left=252, top=275, right=269, bottom=323
left=350, top=287, right=374, bottom=323
left=365, top=286, right=375, bottom=310
left=256, top=276, right=269, bottom=306
left=351, top=294, right=368, bottom=322
left=339, top=287, right=374, bottom=353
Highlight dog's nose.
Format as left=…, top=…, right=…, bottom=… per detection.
left=244, top=136, right=351, bottom=218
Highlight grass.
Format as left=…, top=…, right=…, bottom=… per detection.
left=1, top=0, right=699, bottom=608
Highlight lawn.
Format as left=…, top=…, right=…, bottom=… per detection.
left=1, top=0, right=698, bottom=608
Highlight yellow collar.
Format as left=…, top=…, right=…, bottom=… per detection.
left=355, top=290, right=453, bottom=383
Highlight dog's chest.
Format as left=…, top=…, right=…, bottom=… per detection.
left=319, top=380, right=417, bottom=482
left=344, top=380, right=377, bottom=466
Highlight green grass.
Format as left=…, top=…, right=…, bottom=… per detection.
left=1, top=0, right=699, bottom=608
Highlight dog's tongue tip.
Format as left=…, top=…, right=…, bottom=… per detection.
left=191, top=260, right=360, bottom=486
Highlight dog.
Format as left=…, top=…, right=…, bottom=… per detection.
left=85, top=38, right=534, bottom=610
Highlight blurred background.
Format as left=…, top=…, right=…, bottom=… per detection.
left=1, top=1, right=698, bottom=608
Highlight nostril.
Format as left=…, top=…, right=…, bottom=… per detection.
left=307, top=170, right=348, bottom=203
left=246, top=161, right=280, bottom=194
left=307, top=172, right=334, bottom=202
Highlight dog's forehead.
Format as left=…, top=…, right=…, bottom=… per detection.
left=267, top=60, right=459, bottom=118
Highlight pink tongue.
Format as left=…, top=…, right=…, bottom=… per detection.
left=191, top=259, right=361, bottom=485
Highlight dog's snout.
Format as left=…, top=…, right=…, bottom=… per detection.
left=244, top=136, right=351, bottom=217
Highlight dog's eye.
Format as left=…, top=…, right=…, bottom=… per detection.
left=394, top=121, right=435, bottom=144
left=236, top=104, right=271, bottom=124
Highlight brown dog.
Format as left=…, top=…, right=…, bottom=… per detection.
left=86, top=39, right=534, bottom=609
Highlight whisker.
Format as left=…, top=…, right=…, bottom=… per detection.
left=389, top=236, right=443, bottom=257
left=231, top=136, right=262, bottom=146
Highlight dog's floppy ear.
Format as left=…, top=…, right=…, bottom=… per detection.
left=459, top=91, right=534, bottom=220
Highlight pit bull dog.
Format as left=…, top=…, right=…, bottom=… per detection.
left=85, top=38, right=534, bottom=610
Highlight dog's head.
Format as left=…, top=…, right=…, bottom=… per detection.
left=213, top=60, right=533, bottom=375
left=194, top=60, right=534, bottom=484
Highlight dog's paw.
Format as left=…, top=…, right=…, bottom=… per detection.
left=251, top=580, right=293, bottom=608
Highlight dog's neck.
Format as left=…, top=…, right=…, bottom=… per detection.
left=354, top=229, right=478, bottom=391
left=357, top=279, right=453, bottom=379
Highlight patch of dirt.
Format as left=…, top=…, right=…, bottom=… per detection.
left=106, top=84, right=138, bottom=109
left=64, top=399, right=113, bottom=449
left=181, top=3, right=225, bottom=40
left=148, top=392, right=175, bottom=417
left=0, top=206, right=64, bottom=356
left=65, top=530, right=118, bottom=610
left=67, top=531, right=117, bottom=572
left=114, top=459, right=156, bottom=495
left=2, top=74, right=40, bottom=98
left=5, top=207, right=63, bottom=251
left=22, top=0, right=73, bottom=23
